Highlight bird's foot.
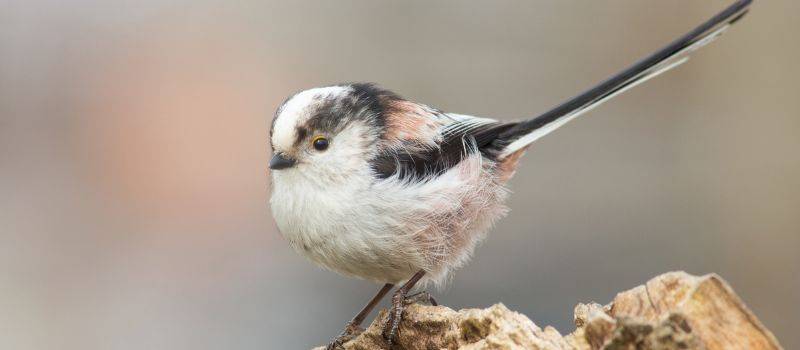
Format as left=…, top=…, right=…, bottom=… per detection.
left=325, top=322, right=364, bottom=350
left=381, top=289, right=437, bottom=346
left=405, top=291, right=437, bottom=306
left=381, top=289, right=407, bottom=347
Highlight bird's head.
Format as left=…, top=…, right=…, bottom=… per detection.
left=269, top=84, right=404, bottom=185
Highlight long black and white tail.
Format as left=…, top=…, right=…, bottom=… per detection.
left=493, top=0, right=752, bottom=158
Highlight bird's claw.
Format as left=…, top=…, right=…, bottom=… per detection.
left=381, top=290, right=407, bottom=347
left=381, top=290, right=437, bottom=347
left=325, top=322, right=363, bottom=350
left=404, top=291, right=437, bottom=306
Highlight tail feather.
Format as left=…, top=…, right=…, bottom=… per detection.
left=494, top=0, right=752, bottom=158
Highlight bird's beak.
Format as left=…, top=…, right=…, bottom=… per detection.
left=269, top=153, right=297, bottom=170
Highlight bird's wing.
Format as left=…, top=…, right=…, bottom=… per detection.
left=371, top=113, right=514, bottom=180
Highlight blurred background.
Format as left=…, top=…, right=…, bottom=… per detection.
left=2, top=0, right=798, bottom=349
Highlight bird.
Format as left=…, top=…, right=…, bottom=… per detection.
left=267, top=1, right=752, bottom=348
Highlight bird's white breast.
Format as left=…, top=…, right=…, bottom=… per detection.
left=269, top=153, right=510, bottom=286
left=270, top=169, right=426, bottom=284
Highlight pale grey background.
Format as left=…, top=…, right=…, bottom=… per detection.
left=1, top=1, right=798, bottom=349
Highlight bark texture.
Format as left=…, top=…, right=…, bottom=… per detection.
left=314, top=271, right=782, bottom=350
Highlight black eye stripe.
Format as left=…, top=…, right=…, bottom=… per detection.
left=294, top=127, right=309, bottom=147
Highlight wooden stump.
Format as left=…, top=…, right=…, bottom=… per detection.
left=314, top=271, right=782, bottom=350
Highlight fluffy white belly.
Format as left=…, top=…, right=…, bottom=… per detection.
left=269, top=155, right=509, bottom=286
left=270, top=173, right=424, bottom=284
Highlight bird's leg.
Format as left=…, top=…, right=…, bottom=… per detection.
left=381, top=270, right=427, bottom=346
left=326, top=283, right=394, bottom=350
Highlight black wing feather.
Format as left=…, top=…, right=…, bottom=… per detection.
left=371, top=121, right=517, bottom=180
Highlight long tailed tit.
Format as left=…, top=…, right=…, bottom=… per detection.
left=268, top=1, right=752, bottom=348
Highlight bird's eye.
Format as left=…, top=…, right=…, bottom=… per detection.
left=312, top=136, right=329, bottom=151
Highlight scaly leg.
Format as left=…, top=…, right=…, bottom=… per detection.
left=326, top=283, right=394, bottom=350
left=381, top=270, right=427, bottom=346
